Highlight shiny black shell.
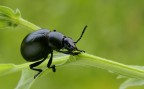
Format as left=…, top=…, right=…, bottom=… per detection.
left=21, top=29, right=51, bottom=62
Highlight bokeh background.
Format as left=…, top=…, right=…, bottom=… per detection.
left=0, top=0, right=144, bottom=89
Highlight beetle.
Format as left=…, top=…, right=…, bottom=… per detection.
left=21, top=25, right=87, bottom=78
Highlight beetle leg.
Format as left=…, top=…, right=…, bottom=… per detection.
left=47, top=51, right=56, bottom=72
left=29, top=58, right=47, bottom=79
left=57, top=50, right=81, bottom=55
left=57, top=50, right=71, bottom=54
left=76, top=48, right=85, bottom=53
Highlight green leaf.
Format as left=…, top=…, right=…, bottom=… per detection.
left=0, top=6, right=15, bottom=18
left=15, top=55, right=68, bottom=89
left=0, top=5, right=40, bottom=30
left=0, top=5, right=22, bottom=28
left=119, top=66, right=144, bottom=89
left=120, top=79, right=144, bottom=89
left=0, top=63, right=29, bottom=77
left=15, top=67, right=52, bottom=89
left=0, top=64, right=17, bottom=76
left=15, top=8, right=21, bottom=18
left=76, top=54, right=144, bottom=79
left=1, top=54, right=144, bottom=89
left=15, top=68, right=35, bottom=89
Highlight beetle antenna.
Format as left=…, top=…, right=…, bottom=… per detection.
left=74, top=25, right=87, bottom=43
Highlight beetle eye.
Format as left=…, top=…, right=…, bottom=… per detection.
left=67, top=43, right=71, bottom=48
left=65, top=41, right=70, bottom=47
left=63, top=37, right=76, bottom=51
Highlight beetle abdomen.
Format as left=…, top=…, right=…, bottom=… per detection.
left=21, top=29, right=51, bottom=62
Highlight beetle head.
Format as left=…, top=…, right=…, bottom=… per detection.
left=63, top=37, right=77, bottom=51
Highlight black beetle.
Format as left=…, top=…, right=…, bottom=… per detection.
left=21, top=25, right=87, bottom=78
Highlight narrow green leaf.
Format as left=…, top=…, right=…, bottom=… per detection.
left=120, top=79, right=144, bottom=89
left=15, top=54, right=144, bottom=89
left=15, top=55, right=69, bottom=89
left=15, top=8, right=21, bottom=18
left=0, top=5, right=22, bottom=28
left=0, top=64, right=17, bottom=76
left=0, top=6, right=15, bottom=17
left=1, top=53, right=144, bottom=89
left=0, top=5, right=40, bottom=29
left=15, top=68, right=35, bottom=89
left=119, top=66, right=144, bottom=89
left=0, top=62, right=29, bottom=77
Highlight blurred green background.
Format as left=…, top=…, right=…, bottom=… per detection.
left=0, top=0, right=144, bottom=89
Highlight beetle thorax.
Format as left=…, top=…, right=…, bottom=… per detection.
left=48, top=31, right=64, bottom=49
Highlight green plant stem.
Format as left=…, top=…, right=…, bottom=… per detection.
left=18, top=18, right=40, bottom=30
left=2, top=53, right=144, bottom=79
left=76, top=53, right=144, bottom=79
